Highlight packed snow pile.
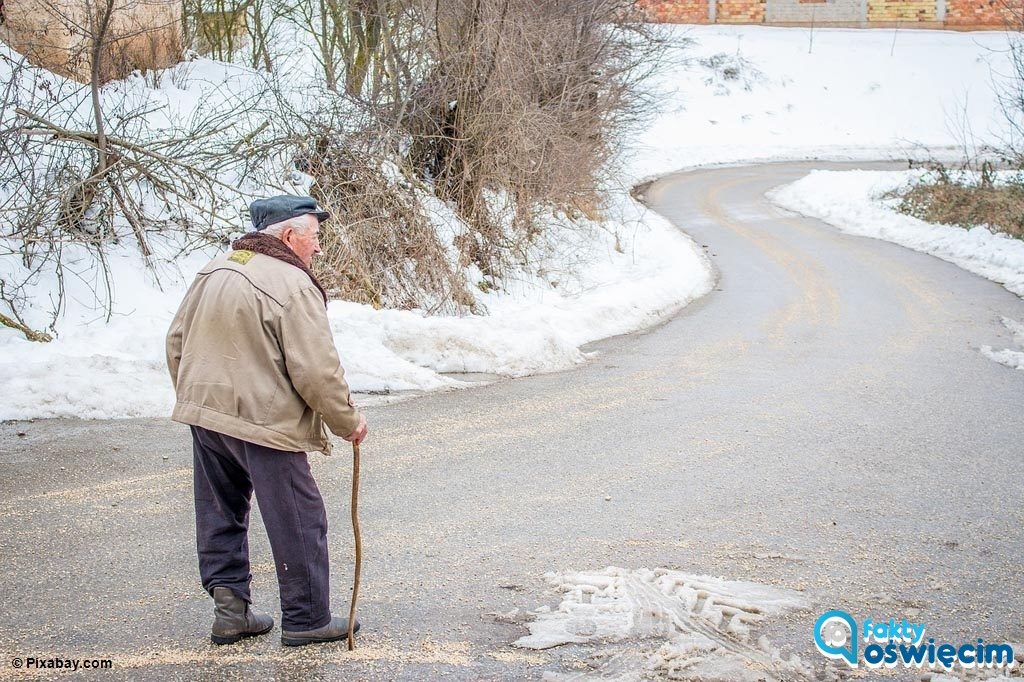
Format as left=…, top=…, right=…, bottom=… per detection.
left=767, top=169, right=1024, bottom=298
left=513, top=567, right=812, bottom=682
left=982, top=317, right=1024, bottom=371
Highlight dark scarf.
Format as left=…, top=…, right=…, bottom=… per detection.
left=231, top=231, right=328, bottom=306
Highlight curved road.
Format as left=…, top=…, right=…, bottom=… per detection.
left=1, top=162, right=1022, bottom=680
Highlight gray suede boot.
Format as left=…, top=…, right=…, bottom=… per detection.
left=210, top=586, right=274, bottom=645
left=281, top=615, right=361, bottom=647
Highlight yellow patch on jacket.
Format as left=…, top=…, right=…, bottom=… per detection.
left=228, top=250, right=255, bottom=265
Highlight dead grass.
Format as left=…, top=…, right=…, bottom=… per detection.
left=890, top=164, right=1024, bottom=239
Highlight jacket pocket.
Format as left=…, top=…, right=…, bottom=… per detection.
left=258, top=383, right=281, bottom=426
left=184, top=382, right=238, bottom=416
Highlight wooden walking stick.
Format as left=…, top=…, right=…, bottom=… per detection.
left=348, top=440, right=362, bottom=650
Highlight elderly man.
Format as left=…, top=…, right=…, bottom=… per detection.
left=166, top=195, right=368, bottom=647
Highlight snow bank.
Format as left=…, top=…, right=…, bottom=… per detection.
left=333, top=220, right=711, bottom=386
left=0, top=243, right=212, bottom=420
left=767, top=169, right=1024, bottom=298
left=0, top=192, right=711, bottom=420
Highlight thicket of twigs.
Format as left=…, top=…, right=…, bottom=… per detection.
left=0, top=0, right=665, bottom=339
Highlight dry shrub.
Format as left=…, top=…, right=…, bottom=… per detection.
left=0, top=48, right=275, bottom=336
left=402, top=0, right=661, bottom=278
left=309, top=153, right=478, bottom=314
left=284, top=106, right=477, bottom=314
left=892, top=163, right=1024, bottom=239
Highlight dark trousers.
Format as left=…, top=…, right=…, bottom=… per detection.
left=190, top=425, right=331, bottom=631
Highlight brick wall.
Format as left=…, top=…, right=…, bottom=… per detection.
left=867, top=0, right=937, bottom=21
left=638, top=0, right=711, bottom=22
left=717, top=0, right=767, bottom=22
left=945, top=0, right=1016, bottom=25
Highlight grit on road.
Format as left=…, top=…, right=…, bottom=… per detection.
left=1, top=162, right=1022, bottom=680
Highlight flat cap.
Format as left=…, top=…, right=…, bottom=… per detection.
left=249, top=195, right=330, bottom=231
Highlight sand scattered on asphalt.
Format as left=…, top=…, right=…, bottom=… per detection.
left=0, top=469, right=189, bottom=508
left=0, top=636, right=479, bottom=676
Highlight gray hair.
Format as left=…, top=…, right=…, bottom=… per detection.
left=261, top=215, right=317, bottom=238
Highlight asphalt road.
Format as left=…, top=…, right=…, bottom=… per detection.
left=1, top=162, right=1022, bottom=681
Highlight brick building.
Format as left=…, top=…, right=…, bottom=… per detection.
left=640, top=0, right=1019, bottom=29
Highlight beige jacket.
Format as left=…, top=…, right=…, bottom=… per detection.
left=166, top=249, right=361, bottom=455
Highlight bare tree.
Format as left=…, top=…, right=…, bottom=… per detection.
left=285, top=0, right=417, bottom=97
left=0, top=27, right=275, bottom=338
left=183, top=0, right=294, bottom=72
left=183, top=0, right=247, bottom=62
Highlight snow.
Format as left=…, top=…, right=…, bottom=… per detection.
left=981, top=316, right=1024, bottom=371
left=512, top=567, right=812, bottom=681
left=1, top=25, right=1019, bottom=420
left=326, top=195, right=713, bottom=392
left=0, top=242, right=214, bottom=420
left=628, top=26, right=1014, bottom=182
